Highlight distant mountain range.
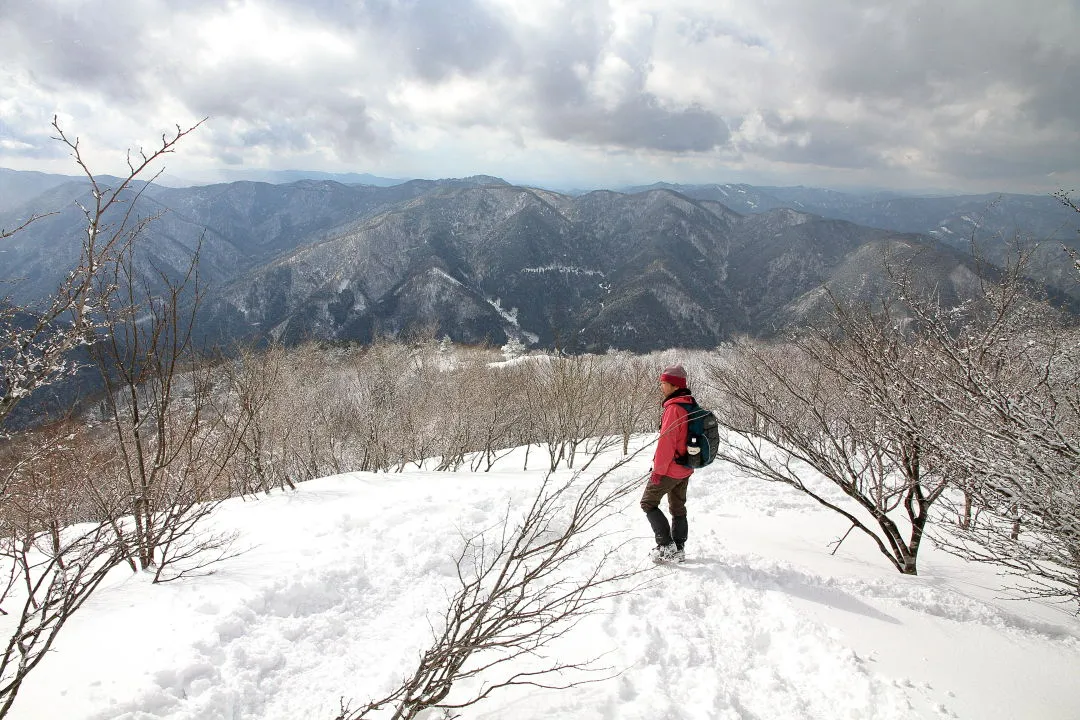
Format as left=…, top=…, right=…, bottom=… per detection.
left=623, top=182, right=1075, bottom=241
left=0, top=168, right=82, bottom=213
left=0, top=168, right=410, bottom=215
left=214, top=169, right=407, bottom=187
left=2, top=169, right=1077, bottom=355
left=627, top=182, right=1080, bottom=295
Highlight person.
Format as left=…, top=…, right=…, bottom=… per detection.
left=643, top=364, right=695, bottom=563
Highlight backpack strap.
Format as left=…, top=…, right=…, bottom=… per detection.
left=672, top=399, right=698, bottom=464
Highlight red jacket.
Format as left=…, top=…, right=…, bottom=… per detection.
left=651, top=391, right=695, bottom=484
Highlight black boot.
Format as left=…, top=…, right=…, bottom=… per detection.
left=672, top=515, right=688, bottom=549
left=645, top=507, right=673, bottom=547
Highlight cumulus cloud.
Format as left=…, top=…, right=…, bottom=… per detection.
left=0, top=0, right=1077, bottom=192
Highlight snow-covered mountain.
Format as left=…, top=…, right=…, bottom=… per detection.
left=626, top=182, right=1077, bottom=243
left=2, top=171, right=1075, bottom=354
left=631, top=182, right=1080, bottom=297
left=192, top=185, right=985, bottom=352
left=8, top=439, right=1080, bottom=719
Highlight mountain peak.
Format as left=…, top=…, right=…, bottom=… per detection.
left=437, top=175, right=511, bottom=187
left=768, top=206, right=814, bottom=226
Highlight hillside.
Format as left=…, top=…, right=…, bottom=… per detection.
left=8, top=440, right=1080, bottom=720
left=4, top=170, right=1074, bottom=355
left=0, top=168, right=82, bottom=213
left=193, top=185, right=967, bottom=352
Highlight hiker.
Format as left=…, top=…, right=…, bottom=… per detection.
left=643, top=364, right=695, bottom=563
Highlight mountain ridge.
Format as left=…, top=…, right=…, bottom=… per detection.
left=2, top=170, right=1076, bottom=354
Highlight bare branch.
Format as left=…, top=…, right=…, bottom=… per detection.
left=339, top=449, right=653, bottom=719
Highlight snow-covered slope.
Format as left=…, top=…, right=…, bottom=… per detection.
left=12, top=441, right=1080, bottom=720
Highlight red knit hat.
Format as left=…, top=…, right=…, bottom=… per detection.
left=659, top=364, right=687, bottom=388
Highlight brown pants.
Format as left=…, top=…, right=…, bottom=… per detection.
left=640, top=474, right=689, bottom=517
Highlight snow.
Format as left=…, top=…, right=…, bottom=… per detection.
left=429, top=267, right=465, bottom=287
left=486, top=296, right=519, bottom=326
left=520, top=265, right=604, bottom=277
left=488, top=354, right=549, bottom=369
left=8, top=439, right=1080, bottom=720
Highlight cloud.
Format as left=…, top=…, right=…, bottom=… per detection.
left=376, top=0, right=517, bottom=82
left=0, top=0, right=1077, bottom=192
left=176, top=59, right=383, bottom=161
left=734, top=113, right=888, bottom=171
left=539, top=95, right=729, bottom=152
left=506, top=3, right=731, bottom=152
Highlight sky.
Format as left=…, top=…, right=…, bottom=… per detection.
left=1, top=0, right=1079, bottom=194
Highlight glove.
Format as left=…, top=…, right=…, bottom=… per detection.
left=649, top=472, right=662, bottom=486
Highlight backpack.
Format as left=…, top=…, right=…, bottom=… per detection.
left=676, top=400, right=721, bottom=469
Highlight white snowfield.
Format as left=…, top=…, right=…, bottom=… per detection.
left=10, top=439, right=1080, bottom=720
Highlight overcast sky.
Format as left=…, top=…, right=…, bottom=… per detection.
left=2, top=0, right=1079, bottom=193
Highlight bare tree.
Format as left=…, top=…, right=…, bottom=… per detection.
left=875, top=244, right=1080, bottom=602
left=0, top=513, right=122, bottom=717
left=282, top=344, right=357, bottom=481
left=606, top=353, right=659, bottom=455
left=708, top=336, right=948, bottom=575
left=769, top=238, right=1079, bottom=599
left=398, top=341, right=463, bottom=472
left=212, top=341, right=665, bottom=481
left=0, top=421, right=109, bottom=557
left=0, top=118, right=201, bottom=717
left=215, top=341, right=362, bottom=495
left=346, top=339, right=414, bottom=472
left=520, top=355, right=617, bottom=472
left=470, top=399, right=524, bottom=473
left=0, top=117, right=200, bottom=427
left=215, top=344, right=287, bottom=496
left=1054, top=190, right=1080, bottom=276
left=336, top=457, right=649, bottom=720
left=89, top=241, right=240, bottom=582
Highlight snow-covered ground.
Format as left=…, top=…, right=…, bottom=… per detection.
left=10, top=439, right=1080, bottom=720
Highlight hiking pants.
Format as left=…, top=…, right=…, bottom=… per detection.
left=640, top=474, right=689, bottom=517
